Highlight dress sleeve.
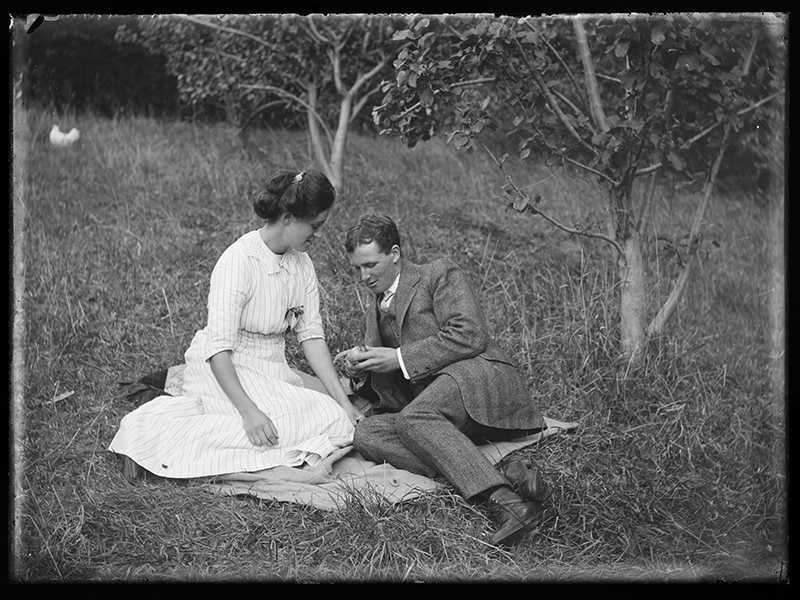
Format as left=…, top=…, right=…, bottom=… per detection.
left=294, top=254, right=326, bottom=343
left=202, top=245, right=252, bottom=361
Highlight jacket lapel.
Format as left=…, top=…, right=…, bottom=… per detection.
left=393, top=263, right=420, bottom=337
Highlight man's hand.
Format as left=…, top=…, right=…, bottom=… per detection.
left=348, top=346, right=401, bottom=374
left=335, top=345, right=367, bottom=369
left=342, top=358, right=366, bottom=378
left=337, top=345, right=368, bottom=378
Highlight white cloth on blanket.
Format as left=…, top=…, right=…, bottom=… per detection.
left=164, top=365, right=578, bottom=510
left=200, top=416, right=577, bottom=510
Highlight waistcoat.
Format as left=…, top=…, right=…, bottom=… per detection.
left=377, top=298, right=400, bottom=348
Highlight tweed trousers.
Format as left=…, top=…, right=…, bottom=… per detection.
left=353, top=372, right=511, bottom=501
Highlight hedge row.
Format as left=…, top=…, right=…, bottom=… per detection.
left=18, top=15, right=181, bottom=118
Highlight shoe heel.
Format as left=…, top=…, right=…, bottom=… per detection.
left=122, top=455, right=145, bottom=480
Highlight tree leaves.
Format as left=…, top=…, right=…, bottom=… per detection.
left=667, top=149, right=685, bottom=171
left=676, top=52, right=700, bottom=70
left=620, top=69, right=641, bottom=91
left=650, top=25, right=666, bottom=46
left=419, top=87, right=434, bottom=107
left=133, top=14, right=401, bottom=132
left=374, top=13, right=782, bottom=195
left=414, top=17, right=430, bottom=33
left=504, top=189, right=541, bottom=215
left=392, top=29, right=415, bottom=41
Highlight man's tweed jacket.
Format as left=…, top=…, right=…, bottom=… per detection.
left=352, top=257, right=546, bottom=432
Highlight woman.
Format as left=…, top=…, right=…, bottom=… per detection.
left=110, top=169, right=362, bottom=479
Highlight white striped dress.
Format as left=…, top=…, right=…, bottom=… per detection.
left=109, top=230, right=355, bottom=478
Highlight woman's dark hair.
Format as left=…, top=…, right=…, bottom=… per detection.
left=344, top=214, right=402, bottom=255
left=253, top=169, right=335, bottom=223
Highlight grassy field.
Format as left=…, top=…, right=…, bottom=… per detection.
left=12, top=107, right=786, bottom=582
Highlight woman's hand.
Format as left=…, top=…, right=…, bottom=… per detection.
left=340, top=401, right=366, bottom=426
left=210, top=351, right=278, bottom=446
left=241, top=407, right=279, bottom=446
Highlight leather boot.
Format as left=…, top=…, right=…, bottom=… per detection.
left=488, top=485, right=544, bottom=546
left=500, top=458, right=548, bottom=504
left=121, top=455, right=145, bottom=481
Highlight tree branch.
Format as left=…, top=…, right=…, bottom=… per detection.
left=647, top=126, right=730, bottom=339
left=350, top=54, right=390, bottom=97
left=329, top=46, right=346, bottom=96
left=572, top=17, right=609, bottom=133
left=350, top=84, right=384, bottom=123
left=237, top=99, right=285, bottom=135
left=594, top=72, right=621, bottom=84
left=552, top=88, right=597, bottom=135
left=523, top=113, right=617, bottom=185
left=679, top=90, right=783, bottom=150
left=514, top=37, right=598, bottom=156
left=560, top=154, right=618, bottom=186
left=636, top=170, right=659, bottom=234
left=635, top=162, right=663, bottom=176
left=634, top=88, right=779, bottom=177
left=393, top=77, right=498, bottom=121
left=305, top=82, right=337, bottom=185
left=304, top=15, right=333, bottom=44
left=647, top=32, right=761, bottom=339
left=179, top=15, right=307, bottom=74
left=476, top=137, right=624, bottom=257
left=522, top=19, right=590, bottom=114
left=240, top=83, right=334, bottom=145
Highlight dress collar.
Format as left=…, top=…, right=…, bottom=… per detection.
left=240, top=230, right=299, bottom=274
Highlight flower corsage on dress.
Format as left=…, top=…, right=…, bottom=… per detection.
left=285, top=305, right=305, bottom=333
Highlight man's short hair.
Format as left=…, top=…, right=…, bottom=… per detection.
left=344, top=214, right=402, bottom=255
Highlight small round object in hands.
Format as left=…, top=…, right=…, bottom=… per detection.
left=346, top=345, right=369, bottom=364
left=334, top=345, right=368, bottom=368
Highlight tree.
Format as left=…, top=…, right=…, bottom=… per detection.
left=117, top=14, right=404, bottom=190
left=373, top=14, right=785, bottom=364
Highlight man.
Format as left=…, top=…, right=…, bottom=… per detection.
left=343, top=214, right=549, bottom=546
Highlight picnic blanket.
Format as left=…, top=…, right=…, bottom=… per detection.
left=159, top=365, right=578, bottom=511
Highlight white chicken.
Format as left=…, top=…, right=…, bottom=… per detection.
left=50, top=125, right=80, bottom=147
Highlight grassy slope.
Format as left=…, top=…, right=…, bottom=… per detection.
left=13, top=109, right=786, bottom=582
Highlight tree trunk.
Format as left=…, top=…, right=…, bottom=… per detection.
left=574, top=15, right=648, bottom=364
left=306, top=83, right=337, bottom=187
left=618, top=229, right=647, bottom=364
left=572, top=18, right=608, bottom=133
left=608, top=174, right=647, bottom=364
left=305, top=83, right=350, bottom=192
left=328, top=92, right=353, bottom=192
